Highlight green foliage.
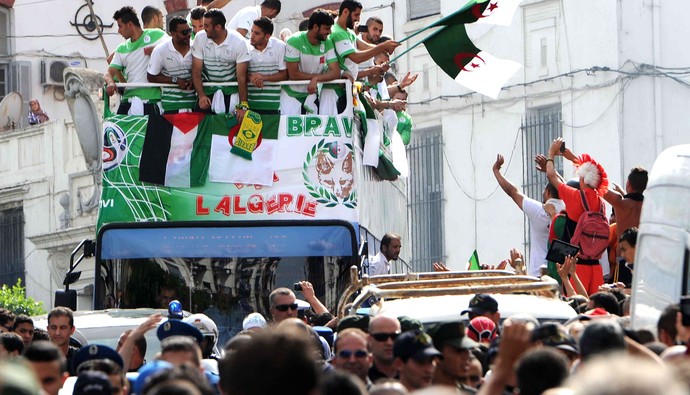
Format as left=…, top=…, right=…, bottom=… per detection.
left=0, top=279, right=45, bottom=316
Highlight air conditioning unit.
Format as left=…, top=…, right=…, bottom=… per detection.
left=41, top=58, right=85, bottom=86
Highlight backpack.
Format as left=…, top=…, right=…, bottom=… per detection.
left=570, top=190, right=609, bottom=261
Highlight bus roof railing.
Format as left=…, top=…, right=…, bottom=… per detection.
left=336, top=266, right=561, bottom=318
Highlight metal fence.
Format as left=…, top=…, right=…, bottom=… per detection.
left=521, top=106, right=563, bottom=258
left=407, top=129, right=445, bottom=271
left=0, top=207, right=25, bottom=287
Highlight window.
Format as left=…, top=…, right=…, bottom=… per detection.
left=0, top=63, right=6, bottom=102
left=407, top=128, right=444, bottom=271
left=0, top=207, right=25, bottom=287
left=521, top=105, right=562, bottom=258
left=408, top=0, right=440, bottom=20
left=8, top=61, right=31, bottom=128
left=0, top=7, right=9, bottom=57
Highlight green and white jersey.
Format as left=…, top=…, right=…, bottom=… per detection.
left=329, top=24, right=359, bottom=77
left=285, top=32, right=337, bottom=94
left=192, top=30, right=251, bottom=95
left=248, top=37, right=286, bottom=111
left=110, top=28, right=167, bottom=101
left=147, top=39, right=196, bottom=111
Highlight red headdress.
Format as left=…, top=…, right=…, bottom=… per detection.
left=574, top=154, right=608, bottom=195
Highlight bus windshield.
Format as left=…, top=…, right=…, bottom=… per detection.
left=95, top=221, right=357, bottom=345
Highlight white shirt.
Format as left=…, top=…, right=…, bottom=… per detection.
left=522, top=197, right=554, bottom=277
left=368, top=251, right=390, bottom=276
left=191, top=30, right=251, bottom=83
left=227, top=5, right=261, bottom=39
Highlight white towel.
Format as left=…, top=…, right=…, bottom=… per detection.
left=211, top=90, right=226, bottom=114
left=127, top=97, right=144, bottom=115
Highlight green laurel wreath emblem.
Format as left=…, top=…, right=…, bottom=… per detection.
left=302, top=139, right=357, bottom=209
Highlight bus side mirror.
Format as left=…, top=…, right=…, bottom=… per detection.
left=54, top=289, right=77, bottom=310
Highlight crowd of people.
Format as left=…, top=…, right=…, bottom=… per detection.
left=0, top=282, right=689, bottom=395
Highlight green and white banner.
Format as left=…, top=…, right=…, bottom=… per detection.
left=99, top=114, right=358, bottom=228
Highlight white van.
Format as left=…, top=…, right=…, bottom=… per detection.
left=630, top=144, right=690, bottom=331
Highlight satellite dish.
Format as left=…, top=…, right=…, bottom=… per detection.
left=64, top=68, right=103, bottom=172
left=0, top=92, right=23, bottom=131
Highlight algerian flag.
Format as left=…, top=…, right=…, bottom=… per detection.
left=427, top=0, right=520, bottom=27
left=474, top=0, right=523, bottom=26
left=354, top=92, right=381, bottom=167
left=423, top=24, right=521, bottom=99
left=209, top=115, right=280, bottom=186
left=468, top=250, right=481, bottom=271
left=139, top=113, right=212, bottom=188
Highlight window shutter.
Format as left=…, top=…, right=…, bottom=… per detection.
left=9, top=61, right=31, bottom=128
left=408, top=0, right=440, bottom=20
left=0, top=9, right=8, bottom=56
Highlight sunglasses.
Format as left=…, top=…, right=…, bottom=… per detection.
left=274, top=303, right=298, bottom=312
left=178, top=29, right=192, bottom=36
left=371, top=332, right=400, bottom=342
left=337, top=349, right=369, bottom=359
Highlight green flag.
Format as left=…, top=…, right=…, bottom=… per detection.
left=422, top=24, right=521, bottom=99
left=468, top=250, right=481, bottom=270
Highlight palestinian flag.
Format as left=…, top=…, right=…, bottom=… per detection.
left=208, top=114, right=280, bottom=186
left=423, top=24, right=521, bottom=99
left=468, top=250, right=481, bottom=270
left=139, top=113, right=222, bottom=188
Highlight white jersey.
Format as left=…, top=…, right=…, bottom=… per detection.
left=148, top=39, right=196, bottom=111
left=192, top=30, right=251, bottom=95
left=227, top=5, right=260, bottom=39
left=248, top=37, right=286, bottom=111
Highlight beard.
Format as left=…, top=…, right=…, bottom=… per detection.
left=346, top=15, right=354, bottom=29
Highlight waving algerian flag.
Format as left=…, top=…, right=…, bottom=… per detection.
left=473, top=0, right=524, bottom=26
left=423, top=24, right=521, bottom=99
left=468, top=250, right=481, bottom=271
left=428, top=0, right=522, bottom=27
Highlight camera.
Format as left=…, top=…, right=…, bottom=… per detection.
left=293, top=283, right=302, bottom=292
left=559, top=141, right=566, bottom=153
left=357, top=25, right=368, bottom=33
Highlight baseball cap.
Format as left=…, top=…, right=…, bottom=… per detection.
left=73, top=371, right=112, bottom=395
left=72, top=344, right=124, bottom=373
left=466, top=316, right=498, bottom=344
left=134, top=360, right=173, bottom=395
left=156, top=319, right=204, bottom=345
left=461, top=294, right=499, bottom=316
left=426, top=322, right=479, bottom=350
left=393, top=330, right=443, bottom=362
left=242, top=312, right=267, bottom=331
left=397, top=316, right=423, bottom=333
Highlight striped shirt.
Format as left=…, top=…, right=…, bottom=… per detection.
left=248, top=37, right=286, bottom=111
left=110, top=28, right=167, bottom=101
left=192, top=30, right=251, bottom=95
left=285, top=32, right=337, bottom=94
left=148, top=39, right=196, bottom=111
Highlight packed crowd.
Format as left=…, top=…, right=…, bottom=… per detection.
left=0, top=282, right=689, bottom=395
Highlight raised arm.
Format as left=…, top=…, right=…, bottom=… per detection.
left=546, top=138, right=565, bottom=189
left=299, top=281, right=328, bottom=315
left=493, top=154, right=524, bottom=209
